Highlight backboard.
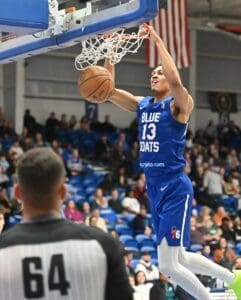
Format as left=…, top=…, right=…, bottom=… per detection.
left=0, top=0, right=159, bottom=64
left=0, top=0, right=49, bottom=34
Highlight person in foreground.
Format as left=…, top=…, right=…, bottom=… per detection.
left=0, top=148, right=133, bottom=300
left=105, top=23, right=241, bottom=300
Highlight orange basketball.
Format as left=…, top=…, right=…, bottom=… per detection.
left=77, top=65, right=115, bottom=103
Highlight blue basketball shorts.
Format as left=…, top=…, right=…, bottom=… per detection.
left=146, top=172, right=193, bottom=247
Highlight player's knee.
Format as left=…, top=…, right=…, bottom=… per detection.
left=178, top=250, right=190, bottom=267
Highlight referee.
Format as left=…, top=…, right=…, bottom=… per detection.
left=0, top=148, right=133, bottom=300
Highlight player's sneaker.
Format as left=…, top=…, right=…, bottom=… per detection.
left=228, top=270, right=241, bottom=300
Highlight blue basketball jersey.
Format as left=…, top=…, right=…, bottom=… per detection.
left=137, top=96, right=188, bottom=180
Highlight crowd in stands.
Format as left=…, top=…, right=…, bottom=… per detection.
left=0, top=108, right=241, bottom=299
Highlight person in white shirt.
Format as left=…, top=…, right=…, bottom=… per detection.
left=135, top=251, right=159, bottom=282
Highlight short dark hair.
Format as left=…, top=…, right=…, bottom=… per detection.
left=17, top=148, right=66, bottom=202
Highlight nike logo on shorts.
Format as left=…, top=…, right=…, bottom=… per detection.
left=160, top=185, right=168, bottom=192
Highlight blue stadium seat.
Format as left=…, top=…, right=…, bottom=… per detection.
left=120, top=214, right=136, bottom=225
left=234, top=242, right=241, bottom=255
left=85, top=186, right=96, bottom=196
left=124, top=246, right=139, bottom=253
left=151, top=258, right=158, bottom=266
left=115, top=224, right=133, bottom=236
left=130, top=259, right=140, bottom=269
left=135, top=234, right=150, bottom=244
left=220, top=195, right=237, bottom=212
left=189, top=244, right=203, bottom=252
left=124, top=239, right=139, bottom=249
left=119, top=235, right=133, bottom=244
left=139, top=238, right=156, bottom=248
left=140, top=246, right=157, bottom=258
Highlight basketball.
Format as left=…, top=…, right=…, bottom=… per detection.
left=77, top=65, right=115, bottom=103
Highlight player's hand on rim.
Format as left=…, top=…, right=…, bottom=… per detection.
left=142, top=23, right=160, bottom=43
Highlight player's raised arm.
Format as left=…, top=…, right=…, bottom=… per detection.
left=144, top=24, right=194, bottom=118
left=104, top=58, right=142, bottom=112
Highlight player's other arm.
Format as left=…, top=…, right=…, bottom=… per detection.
left=104, top=59, right=142, bottom=112
left=145, top=24, right=194, bottom=117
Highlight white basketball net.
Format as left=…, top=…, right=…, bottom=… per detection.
left=74, top=25, right=149, bottom=70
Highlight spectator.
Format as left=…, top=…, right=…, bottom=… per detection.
left=0, top=209, right=5, bottom=233
left=205, top=120, right=217, bottom=143
left=59, top=113, right=68, bottom=129
left=135, top=251, right=159, bottom=282
left=213, top=206, right=228, bottom=227
left=85, top=208, right=107, bottom=232
left=150, top=273, right=175, bottom=300
left=122, top=188, right=141, bottom=214
left=233, top=257, right=241, bottom=270
left=132, top=206, right=151, bottom=235
left=223, top=174, right=240, bottom=197
left=34, top=132, right=46, bottom=147
left=98, top=196, right=117, bottom=228
left=226, top=149, right=241, bottom=170
left=111, top=140, right=130, bottom=171
left=69, top=114, right=78, bottom=130
left=66, top=149, right=83, bottom=176
left=0, top=152, right=10, bottom=187
left=197, top=212, right=222, bottom=247
left=133, top=178, right=149, bottom=210
left=124, top=252, right=134, bottom=276
left=8, top=139, right=24, bottom=160
left=79, top=116, right=90, bottom=132
left=203, top=165, right=224, bottom=210
left=190, top=216, right=208, bottom=245
left=92, top=187, right=105, bottom=209
left=95, top=134, right=113, bottom=165
left=221, top=217, right=236, bottom=244
left=213, top=237, right=237, bottom=269
left=90, top=117, right=103, bottom=132
left=23, top=109, right=36, bottom=135
left=113, top=167, right=129, bottom=189
left=64, top=200, right=84, bottom=223
left=109, top=188, right=124, bottom=214
left=99, top=173, right=115, bottom=194
left=134, top=271, right=153, bottom=300
left=234, top=216, right=241, bottom=242
left=190, top=164, right=206, bottom=205
left=0, top=188, right=11, bottom=214
left=102, top=114, right=116, bottom=133
left=130, top=140, right=139, bottom=162
left=45, top=112, right=59, bottom=141
left=50, top=139, right=63, bottom=156
left=202, top=244, right=213, bottom=260
left=21, top=136, right=34, bottom=152
left=81, top=201, right=91, bottom=221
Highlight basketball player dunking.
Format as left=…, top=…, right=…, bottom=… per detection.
left=0, top=148, right=133, bottom=300
left=106, top=23, right=241, bottom=299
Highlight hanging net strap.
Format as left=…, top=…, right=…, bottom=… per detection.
left=74, top=24, right=149, bottom=70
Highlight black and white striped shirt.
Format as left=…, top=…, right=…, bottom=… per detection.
left=0, top=218, right=133, bottom=300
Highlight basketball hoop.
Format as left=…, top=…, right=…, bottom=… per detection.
left=74, top=24, right=149, bottom=70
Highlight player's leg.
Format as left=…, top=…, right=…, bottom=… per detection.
left=178, top=247, right=234, bottom=283
left=158, top=239, right=213, bottom=300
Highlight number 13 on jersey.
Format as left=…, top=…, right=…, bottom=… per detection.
left=140, top=122, right=159, bottom=152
